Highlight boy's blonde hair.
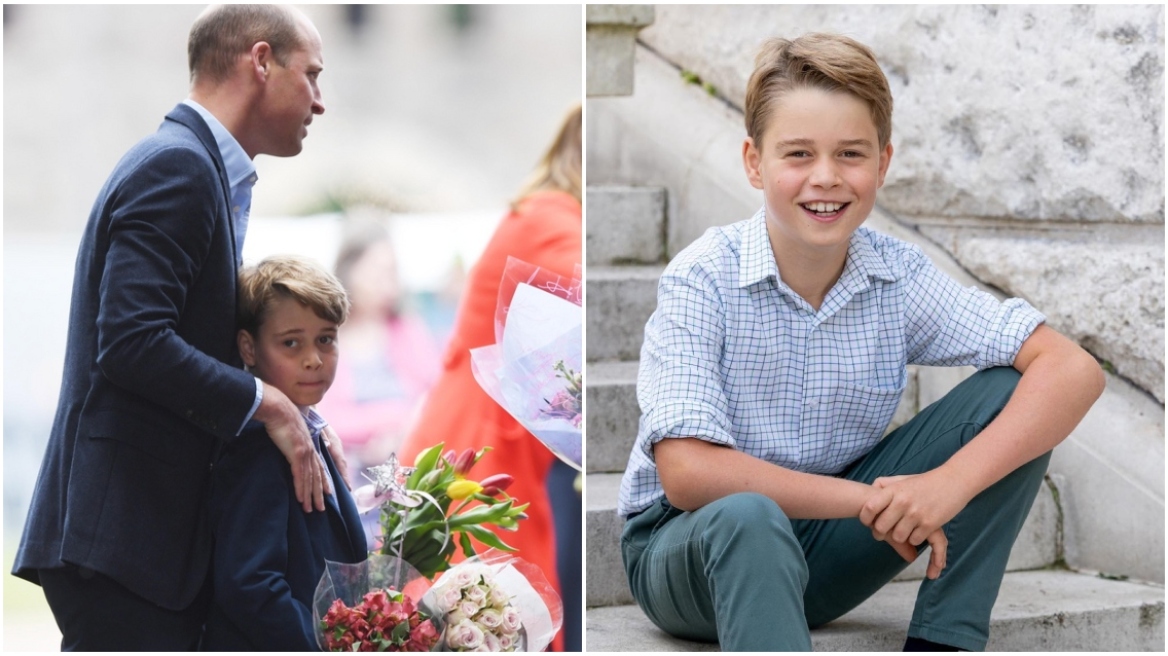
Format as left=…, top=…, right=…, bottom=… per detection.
left=238, top=255, right=350, bottom=336
left=745, top=33, right=893, bottom=149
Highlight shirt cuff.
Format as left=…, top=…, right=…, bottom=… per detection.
left=236, top=376, right=264, bottom=436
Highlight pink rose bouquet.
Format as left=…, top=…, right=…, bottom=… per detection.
left=422, top=550, right=563, bottom=652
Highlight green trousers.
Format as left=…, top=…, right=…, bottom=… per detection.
left=621, top=367, right=1051, bottom=651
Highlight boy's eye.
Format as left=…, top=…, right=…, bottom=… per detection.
left=318, top=335, right=335, bottom=346
left=283, top=339, right=299, bottom=348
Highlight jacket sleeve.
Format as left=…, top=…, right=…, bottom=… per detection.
left=211, top=441, right=320, bottom=651
left=94, top=145, right=255, bottom=439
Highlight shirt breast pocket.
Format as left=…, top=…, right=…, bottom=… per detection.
left=829, top=381, right=905, bottom=469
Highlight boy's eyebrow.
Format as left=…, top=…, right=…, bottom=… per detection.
left=774, top=138, right=875, bottom=148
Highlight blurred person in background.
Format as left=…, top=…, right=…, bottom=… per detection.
left=316, top=221, right=442, bottom=533
left=398, top=103, right=583, bottom=651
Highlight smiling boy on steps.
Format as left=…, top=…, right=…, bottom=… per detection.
left=617, top=33, right=1104, bottom=652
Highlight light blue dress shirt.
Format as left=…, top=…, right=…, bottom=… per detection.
left=617, top=208, right=1045, bottom=517
left=181, top=98, right=263, bottom=434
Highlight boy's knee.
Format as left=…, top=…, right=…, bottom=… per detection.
left=703, top=493, right=798, bottom=549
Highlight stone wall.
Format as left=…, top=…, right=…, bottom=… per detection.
left=637, top=4, right=1164, bottom=401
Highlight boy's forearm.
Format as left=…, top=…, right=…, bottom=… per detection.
left=654, top=437, right=872, bottom=519
left=939, top=328, right=1105, bottom=502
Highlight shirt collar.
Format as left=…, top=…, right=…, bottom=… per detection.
left=846, top=227, right=898, bottom=285
left=301, top=407, right=329, bottom=438
left=181, top=99, right=257, bottom=191
left=737, top=207, right=779, bottom=289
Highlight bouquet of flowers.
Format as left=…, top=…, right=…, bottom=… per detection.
left=470, top=257, right=582, bottom=470
left=421, top=551, right=563, bottom=653
left=351, top=444, right=529, bottom=580
left=313, top=555, right=440, bottom=652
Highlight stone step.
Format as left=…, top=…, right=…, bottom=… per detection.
left=585, top=570, right=1165, bottom=651
left=585, top=185, right=667, bottom=266
left=585, top=360, right=641, bottom=473
left=586, top=265, right=663, bottom=362
left=585, top=472, right=1061, bottom=608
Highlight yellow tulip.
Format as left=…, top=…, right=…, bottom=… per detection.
left=447, top=480, right=484, bottom=500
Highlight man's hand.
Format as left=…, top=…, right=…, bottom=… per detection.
left=320, top=423, right=352, bottom=491
left=859, top=471, right=970, bottom=548
left=254, top=382, right=330, bottom=512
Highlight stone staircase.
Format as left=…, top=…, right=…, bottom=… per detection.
left=583, top=184, right=1165, bottom=651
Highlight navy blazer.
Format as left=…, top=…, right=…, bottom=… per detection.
left=201, top=423, right=367, bottom=651
left=13, top=103, right=258, bottom=610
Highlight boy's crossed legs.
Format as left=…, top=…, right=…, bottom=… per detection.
left=622, top=367, right=1051, bottom=651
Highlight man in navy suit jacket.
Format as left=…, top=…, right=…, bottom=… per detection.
left=13, top=5, right=341, bottom=650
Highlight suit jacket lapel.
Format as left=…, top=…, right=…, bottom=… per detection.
left=163, top=103, right=240, bottom=267
left=320, top=441, right=369, bottom=561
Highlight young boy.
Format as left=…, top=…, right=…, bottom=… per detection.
left=201, top=255, right=367, bottom=651
left=618, top=33, right=1104, bottom=651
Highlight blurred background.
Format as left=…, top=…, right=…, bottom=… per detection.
left=3, top=4, right=581, bottom=650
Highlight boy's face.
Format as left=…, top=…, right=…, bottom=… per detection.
left=743, top=86, right=893, bottom=263
left=238, top=295, right=339, bottom=408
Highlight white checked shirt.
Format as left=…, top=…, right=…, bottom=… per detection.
left=617, top=208, right=1045, bottom=517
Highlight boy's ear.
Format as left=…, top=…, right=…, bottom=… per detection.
left=877, top=141, right=894, bottom=188
left=238, top=329, right=257, bottom=368
left=742, top=137, right=764, bottom=190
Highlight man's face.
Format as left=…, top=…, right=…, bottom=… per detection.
left=743, top=86, right=892, bottom=263
left=240, top=295, right=339, bottom=408
left=258, top=17, right=325, bottom=157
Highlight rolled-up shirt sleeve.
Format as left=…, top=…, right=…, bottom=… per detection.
left=637, top=259, right=736, bottom=454
left=903, top=249, right=1045, bottom=370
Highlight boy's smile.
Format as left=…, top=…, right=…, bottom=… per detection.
left=238, top=295, right=339, bottom=408
left=743, top=86, right=893, bottom=270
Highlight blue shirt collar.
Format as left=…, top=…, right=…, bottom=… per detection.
left=737, top=207, right=896, bottom=292
left=302, top=407, right=329, bottom=439
left=181, top=98, right=257, bottom=191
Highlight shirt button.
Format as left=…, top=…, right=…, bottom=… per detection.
left=233, top=206, right=241, bottom=213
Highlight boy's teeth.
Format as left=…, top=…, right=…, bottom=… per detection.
left=804, top=202, right=843, bottom=213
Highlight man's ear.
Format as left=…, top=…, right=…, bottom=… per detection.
left=238, top=329, right=257, bottom=369
left=250, top=41, right=273, bottom=81
left=742, top=137, right=764, bottom=190
left=877, top=141, right=894, bottom=188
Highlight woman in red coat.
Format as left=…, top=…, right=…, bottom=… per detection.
left=398, top=104, right=581, bottom=651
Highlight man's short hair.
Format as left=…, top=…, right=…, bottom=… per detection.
left=238, top=255, right=350, bottom=336
left=745, top=33, right=893, bottom=149
left=188, top=4, right=304, bottom=83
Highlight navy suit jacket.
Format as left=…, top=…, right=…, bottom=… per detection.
left=201, top=423, right=367, bottom=651
left=13, top=103, right=258, bottom=610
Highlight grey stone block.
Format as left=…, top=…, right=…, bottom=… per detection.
left=1050, top=372, right=1165, bottom=584
left=585, top=361, right=641, bottom=473
left=586, top=571, right=1165, bottom=651
left=585, top=5, right=655, bottom=27
left=585, top=265, right=662, bottom=362
left=586, top=185, right=667, bottom=265
left=586, top=473, right=634, bottom=608
left=586, top=27, right=638, bottom=97
left=585, top=6, right=655, bottom=98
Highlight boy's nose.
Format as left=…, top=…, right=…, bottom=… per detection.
left=304, top=351, right=323, bottom=368
left=809, top=159, right=841, bottom=188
